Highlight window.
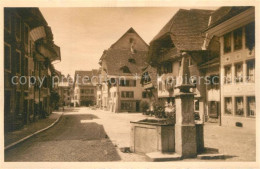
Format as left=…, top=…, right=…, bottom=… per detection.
left=121, top=102, right=133, bottom=110
left=120, top=80, right=136, bottom=87
left=224, top=33, right=231, bottom=53
left=91, top=89, right=94, bottom=94
left=245, top=22, right=255, bottom=51
left=224, top=65, right=232, bottom=84
left=235, top=97, right=244, bottom=116
left=81, top=89, right=84, bottom=94
left=4, top=13, right=11, bottom=32
left=15, top=92, right=21, bottom=115
left=121, top=91, right=134, bottom=98
left=247, top=96, right=255, bottom=117
left=24, top=24, right=29, bottom=45
left=128, top=58, right=136, bottom=63
left=121, top=66, right=131, bottom=73
left=233, top=27, right=242, bottom=50
left=234, top=63, right=243, bottom=83
left=16, top=51, right=21, bottom=74
left=194, top=99, right=199, bottom=111
left=24, top=57, right=28, bottom=76
left=188, top=57, right=193, bottom=66
left=4, top=44, right=11, bottom=71
left=247, top=60, right=255, bottom=82
left=121, top=91, right=125, bottom=98
left=159, top=81, right=162, bottom=90
left=15, top=15, right=21, bottom=40
left=142, top=92, right=147, bottom=98
left=224, top=97, right=232, bottom=115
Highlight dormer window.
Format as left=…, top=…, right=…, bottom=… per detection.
left=120, top=66, right=131, bottom=73
left=128, top=58, right=136, bottom=64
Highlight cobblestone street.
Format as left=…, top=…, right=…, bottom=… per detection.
left=5, top=107, right=256, bottom=162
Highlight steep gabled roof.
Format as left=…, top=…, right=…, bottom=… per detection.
left=207, top=6, right=252, bottom=30
left=110, top=27, right=149, bottom=49
left=102, top=49, right=147, bottom=76
left=74, top=69, right=99, bottom=86
left=151, top=9, right=213, bottom=51
left=99, top=27, right=148, bottom=76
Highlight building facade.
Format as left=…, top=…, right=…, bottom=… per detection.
left=73, top=70, right=98, bottom=107
left=58, top=76, right=73, bottom=107
left=206, top=7, right=255, bottom=129
left=99, top=28, right=149, bottom=112
left=4, top=8, right=61, bottom=131
left=147, top=9, right=214, bottom=121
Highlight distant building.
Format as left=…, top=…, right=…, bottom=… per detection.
left=58, top=76, right=73, bottom=106
left=4, top=8, right=61, bottom=131
left=73, top=70, right=99, bottom=107
left=99, top=27, right=149, bottom=112
left=206, top=7, right=255, bottom=128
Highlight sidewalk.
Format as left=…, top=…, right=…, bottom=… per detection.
left=4, top=111, right=63, bottom=148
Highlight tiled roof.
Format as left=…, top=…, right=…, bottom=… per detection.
left=74, top=69, right=99, bottom=86
left=151, top=9, right=213, bottom=51
left=102, top=49, right=147, bottom=76
left=207, top=6, right=252, bottom=30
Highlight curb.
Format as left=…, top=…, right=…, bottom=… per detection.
left=4, top=113, right=63, bottom=151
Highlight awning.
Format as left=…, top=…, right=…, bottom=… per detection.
left=30, top=26, right=46, bottom=42
left=37, top=43, right=59, bottom=62
left=30, top=26, right=53, bottom=42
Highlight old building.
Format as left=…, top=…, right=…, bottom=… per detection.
left=4, top=8, right=61, bottom=131
left=147, top=9, right=214, bottom=121
left=58, top=75, right=73, bottom=107
left=206, top=7, right=255, bottom=128
left=99, top=27, right=149, bottom=112
left=73, top=70, right=99, bottom=107
left=140, top=64, right=158, bottom=111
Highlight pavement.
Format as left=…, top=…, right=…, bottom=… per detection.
left=4, top=107, right=256, bottom=162
left=4, top=110, right=63, bottom=148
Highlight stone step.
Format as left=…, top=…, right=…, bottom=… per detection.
left=197, top=153, right=225, bottom=160
left=145, top=152, right=182, bottom=162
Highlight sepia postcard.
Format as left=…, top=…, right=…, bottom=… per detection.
left=1, top=0, right=259, bottom=169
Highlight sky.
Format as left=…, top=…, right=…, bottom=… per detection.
left=40, top=7, right=218, bottom=77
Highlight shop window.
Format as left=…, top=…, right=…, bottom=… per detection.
left=224, top=33, right=231, bottom=53
left=16, top=51, right=21, bottom=74
left=245, top=22, right=255, bottom=51
left=247, top=60, right=255, bottom=82
left=235, top=63, right=243, bottom=83
left=224, top=97, right=232, bottom=115
left=247, top=96, right=255, bottom=117
left=121, top=102, right=133, bottom=110
left=15, top=15, right=21, bottom=40
left=224, top=65, right=232, bottom=84
left=235, top=97, right=244, bottom=116
left=4, top=44, right=11, bottom=71
left=233, top=27, right=242, bottom=50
